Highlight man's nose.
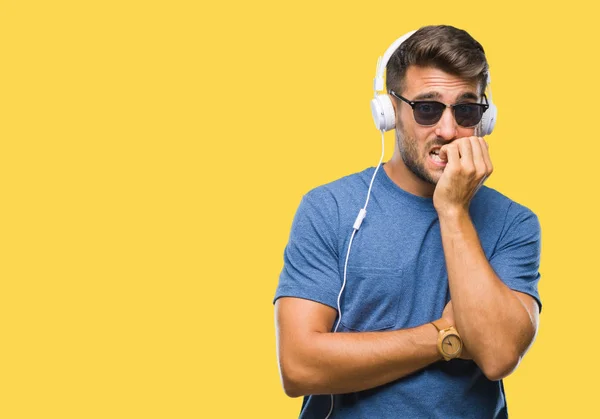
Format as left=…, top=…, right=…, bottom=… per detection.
left=434, top=107, right=458, bottom=141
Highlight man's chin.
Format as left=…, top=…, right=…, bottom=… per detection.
left=428, top=176, right=441, bottom=186
left=424, top=166, right=444, bottom=185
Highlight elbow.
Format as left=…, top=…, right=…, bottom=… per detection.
left=280, top=368, right=304, bottom=398
left=282, top=382, right=304, bottom=398
left=278, top=355, right=318, bottom=398
left=480, top=352, right=521, bottom=381
left=282, top=380, right=303, bottom=398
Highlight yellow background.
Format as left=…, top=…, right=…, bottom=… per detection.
left=1, top=0, right=596, bottom=417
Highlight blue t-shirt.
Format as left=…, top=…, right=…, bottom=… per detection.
left=274, top=165, right=542, bottom=419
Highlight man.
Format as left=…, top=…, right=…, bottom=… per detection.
left=274, top=25, right=541, bottom=418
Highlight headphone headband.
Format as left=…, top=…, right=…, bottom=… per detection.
left=373, top=30, right=416, bottom=94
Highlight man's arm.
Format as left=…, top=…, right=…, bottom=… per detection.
left=275, top=297, right=442, bottom=397
left=436, top=137, right=540, bottom=381
left=439, top=210, right=539, bottom=381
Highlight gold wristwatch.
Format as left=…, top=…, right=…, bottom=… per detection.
left=431, top=318, right=463, bottom=361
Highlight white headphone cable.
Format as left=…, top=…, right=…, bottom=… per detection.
left=325, top=129, right=386, bottom=419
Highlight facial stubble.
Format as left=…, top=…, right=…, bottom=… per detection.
left=395, top=122, right=440, bottom=186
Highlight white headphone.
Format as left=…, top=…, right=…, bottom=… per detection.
left=369, top=30, right=498, bottom=135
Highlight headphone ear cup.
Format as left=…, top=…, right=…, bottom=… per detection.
left=370, top=94, right=396, bottom=131
left=480, top=100, right=497, bottom=136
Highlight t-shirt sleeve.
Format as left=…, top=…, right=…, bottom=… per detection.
left=489, top=202, right=542, bottom=312
left=273, top=189, right=341, bottom=309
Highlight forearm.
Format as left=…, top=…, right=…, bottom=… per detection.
left=438, top=209, right=535, bottom=379
left=281, top=323, right=441, bottom=397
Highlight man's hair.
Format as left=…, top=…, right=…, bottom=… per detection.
left=386, top=25, right=489, bottom=95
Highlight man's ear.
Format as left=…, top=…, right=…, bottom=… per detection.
left=389, top=93, right=397, bottom=113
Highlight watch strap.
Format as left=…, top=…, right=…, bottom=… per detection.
left=431, top=318, right=451, bottom=332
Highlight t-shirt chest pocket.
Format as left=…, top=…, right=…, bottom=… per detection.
left=338, top=266, right=404, bottom=332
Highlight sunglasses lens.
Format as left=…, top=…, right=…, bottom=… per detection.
left=413, top=102, right=445, bottom=125
left=454, top=104, right=484, bottom=127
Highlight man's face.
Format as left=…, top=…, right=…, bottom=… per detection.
left=392, top=66, right=481, bottom=185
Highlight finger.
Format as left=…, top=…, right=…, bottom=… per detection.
left=470, top=136, right=488, bottom=178
left=457, top=137, right=475, bottom=175
left=438, top=144, right=448, bottom=162
left=440, top=143, right=460, bottom=169
left=479, top=137, right=494, bottom=177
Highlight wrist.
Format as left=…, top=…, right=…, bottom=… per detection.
left=437, top=208, right=472, bottom=237
left=435, top=205, right=469, bottom=220
left=429, top=323, right=445, bottom=361
left=414, top=323, right=444, bottom=362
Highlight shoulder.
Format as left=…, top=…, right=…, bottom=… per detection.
left=475, top=186, right=537, bottom=217
left=290, top=168, right=375, bottom=234
left=474, top=186, right=540, bottom=235
left=302, top=167, right=375, bottom=208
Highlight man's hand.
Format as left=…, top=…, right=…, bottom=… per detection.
left=441, top=299, right=455, bottom=325
left=433, top=136, right=493, bottom=215
left=440, top=301, right=472, bottom=360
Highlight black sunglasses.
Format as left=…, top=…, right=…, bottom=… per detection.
left=389, top=90, right=489, bottom=128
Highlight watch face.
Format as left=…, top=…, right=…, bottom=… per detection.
left=441, top=334, right=462, bottom=357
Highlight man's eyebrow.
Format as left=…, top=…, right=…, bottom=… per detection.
left=412, top=92, right=441, bottom=101
left=456, top=92, right=479, bottom=102
left=411, top=91, right=480, bottom=102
